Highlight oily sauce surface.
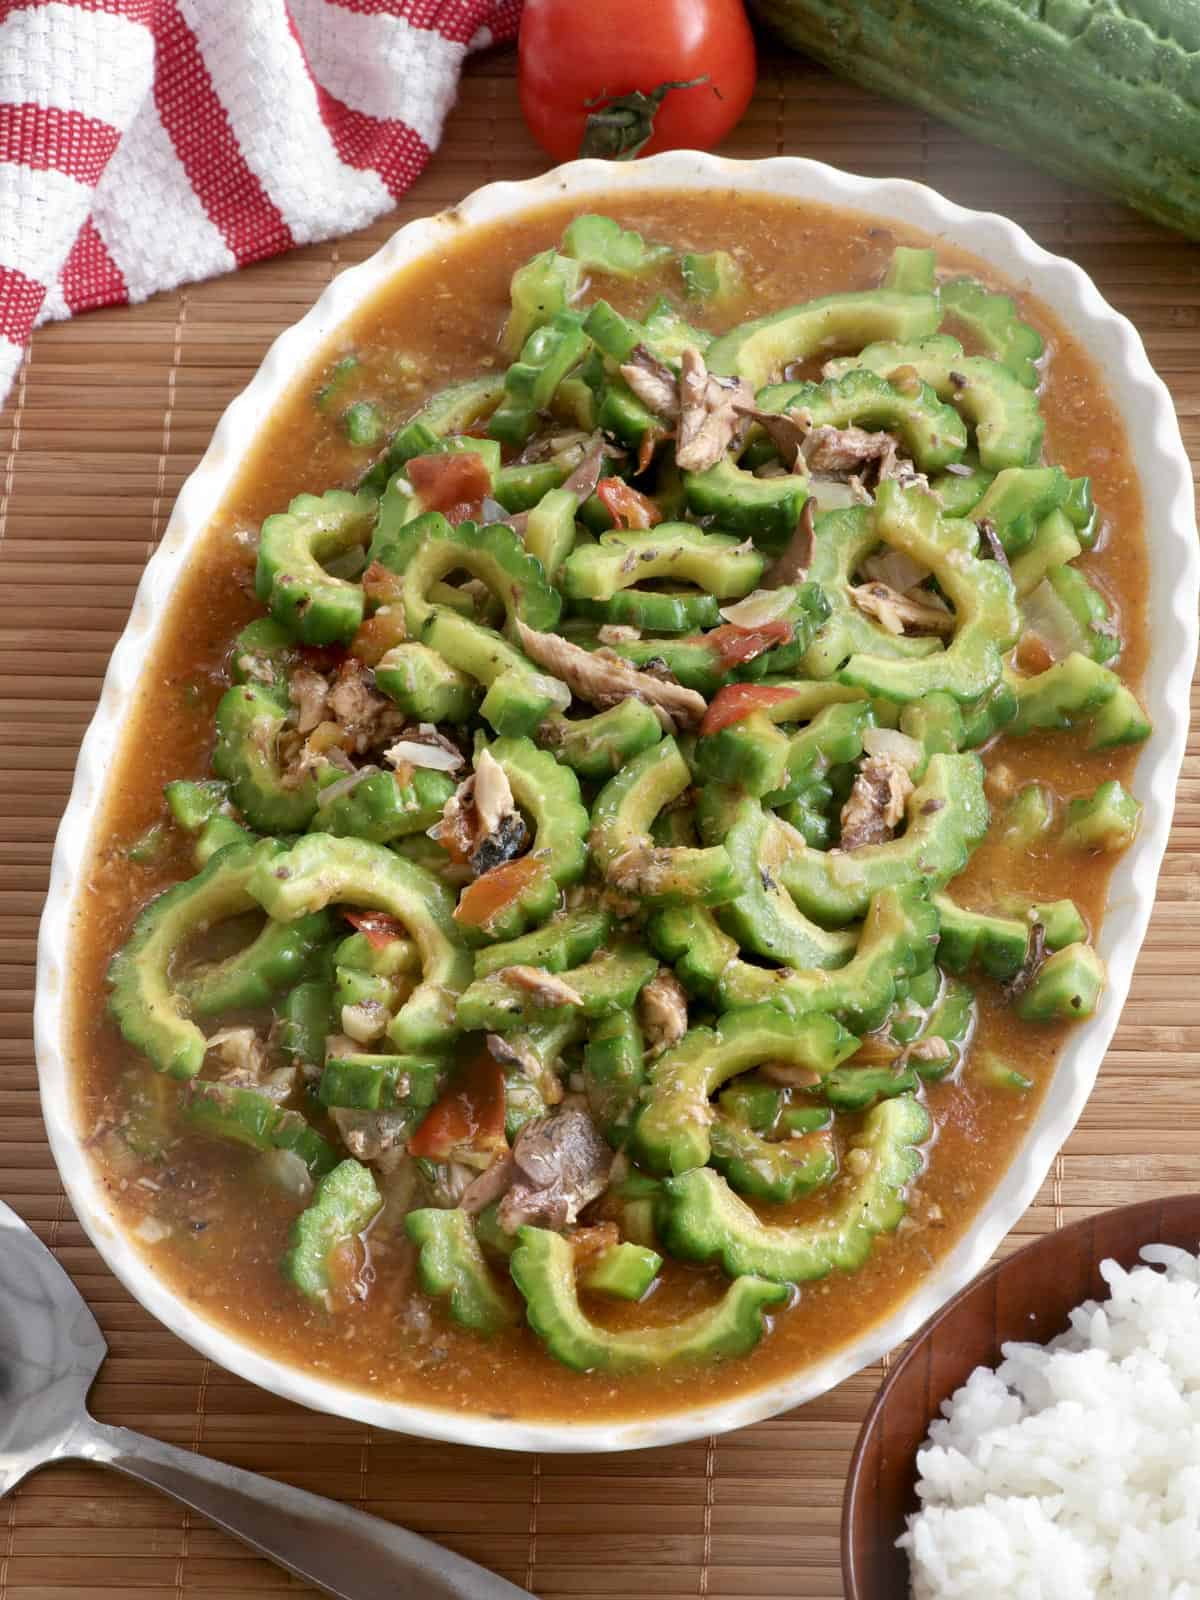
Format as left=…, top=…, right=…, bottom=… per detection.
left=67, top=191, right=1147, bottom=1423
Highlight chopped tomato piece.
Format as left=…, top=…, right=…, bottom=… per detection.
left=700, top=683, right=797, bottom=736
left=349, top=605, right=407, bottom=667
left=596, top=477, right=663, bottom=531
left=453, top=856, right=548, bottom=930
left=344, top=910, right=408, bottom=950
left=703, top=618, right=793, bottom=670
left=408, top=1053, right=507, bottom=1161
left=407, top=452, right=492, bottom=513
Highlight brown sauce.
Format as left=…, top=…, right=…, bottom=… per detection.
left=66, top=191, right=1147, bottom=1422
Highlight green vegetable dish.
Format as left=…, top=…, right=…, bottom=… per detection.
left=78, top=200, right=1150, bottom=1417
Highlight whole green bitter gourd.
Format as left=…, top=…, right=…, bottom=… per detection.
left=749, top=0, right=1200, bottom=238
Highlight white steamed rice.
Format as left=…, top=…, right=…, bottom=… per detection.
left=898, top=1243, right=1200, bottom=1599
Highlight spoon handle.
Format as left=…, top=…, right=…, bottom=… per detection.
left=73, top=1416, right=534, bottom=1600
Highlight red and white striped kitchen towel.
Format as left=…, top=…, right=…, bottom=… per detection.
left=0, top=0, right=521, bottom=406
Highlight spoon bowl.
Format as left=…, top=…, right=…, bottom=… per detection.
left=0, top=1197, right=530, bottom=1599
left=841, top=1193, right=1200, bottom=1600
left=0, top=1202, right=105, bottom=1493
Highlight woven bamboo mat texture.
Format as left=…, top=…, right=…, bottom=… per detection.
left=1, top=41, right=1197, bottom=1600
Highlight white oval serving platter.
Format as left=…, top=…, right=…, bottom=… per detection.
left=35, top=151, right=1199, bottom=1453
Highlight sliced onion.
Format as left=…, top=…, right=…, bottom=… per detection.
left=861, top=726, right=925, bottom=772
left=341, top=1001, right=389, bottom=1044
left=205, top=1026, right=264, bottom=1077
left=807, top=478, right=864, bottom=512
left=1021, top=579, right=1083, bottom=664
left=529, top=672, right=572, bottom=713
left=384, top=738, right=464, bottom=772
left=861, top=547, right=931, bottom=594
left=718, top=588, right=796, bottom=627
left=316, top=764, right=378, bottom=809
left=259, top=1148, right=314, bottom=1201
left=479, top=496, right=509, bottom=525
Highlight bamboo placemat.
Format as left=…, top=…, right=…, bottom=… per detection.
left=1, top=42, right=1197, bottom=1600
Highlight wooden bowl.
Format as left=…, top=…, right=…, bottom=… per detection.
left=841, top=1194, right=1200, bottom=1599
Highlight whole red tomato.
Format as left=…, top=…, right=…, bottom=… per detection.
left=518, top=0, right=756, bottom=163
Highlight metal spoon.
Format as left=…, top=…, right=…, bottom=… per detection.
left=0, top=1199, right=532, bottom=1600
